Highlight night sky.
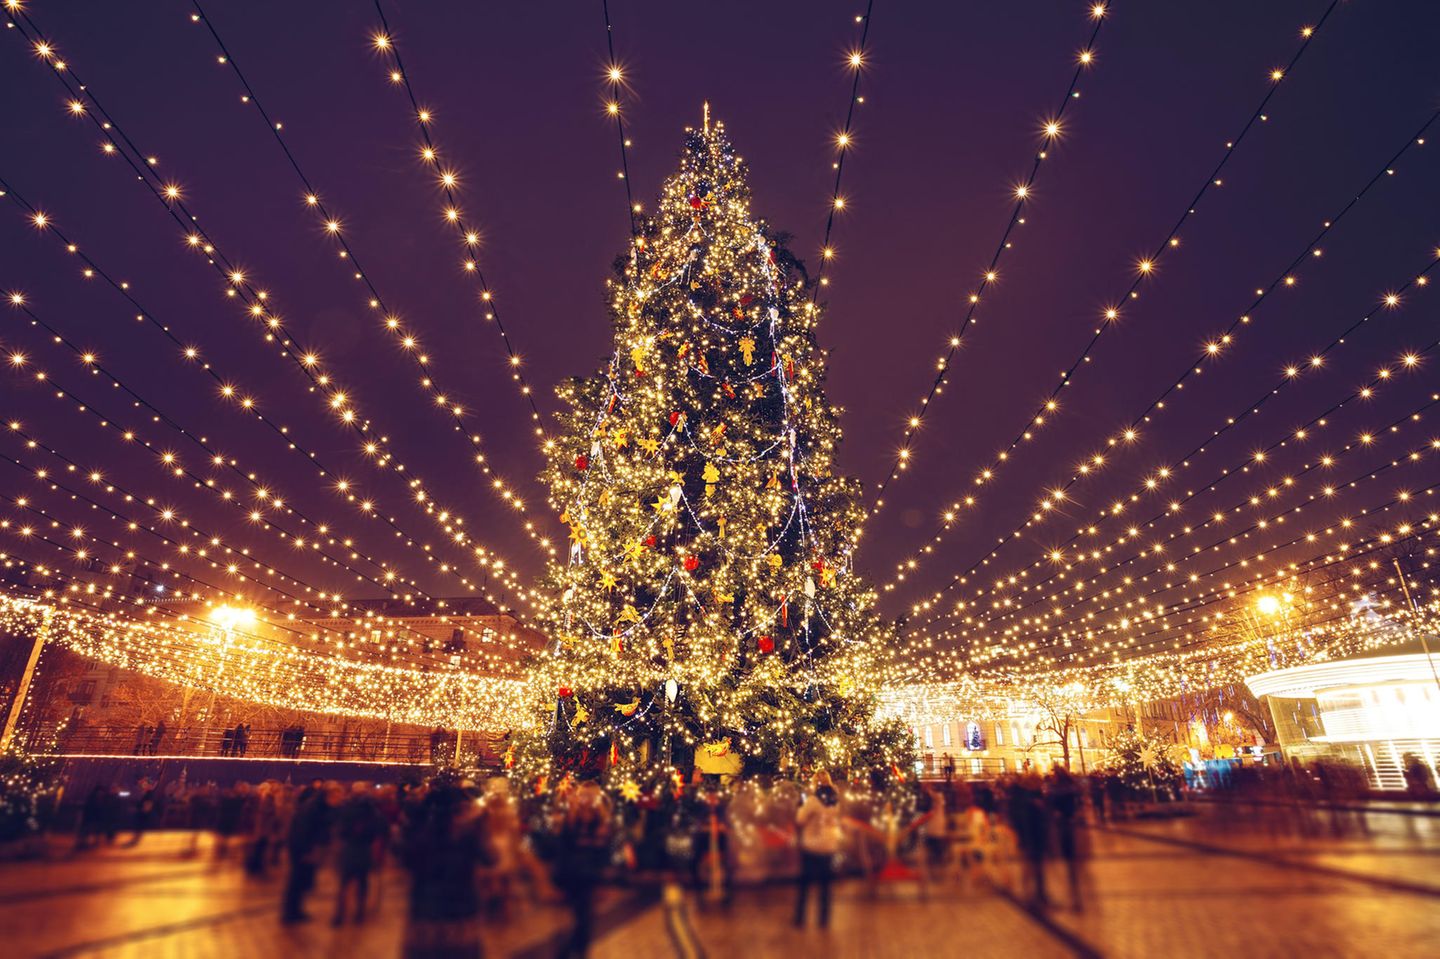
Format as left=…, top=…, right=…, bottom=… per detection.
left=3, top=1, right=1440, bottom=645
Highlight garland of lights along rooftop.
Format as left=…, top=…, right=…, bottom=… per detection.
left=512, top=117, right=911, bottom=788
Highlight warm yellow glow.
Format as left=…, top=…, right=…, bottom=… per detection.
left=209, top=604, right=257, bottom=630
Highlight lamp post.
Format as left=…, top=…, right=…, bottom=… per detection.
left=0, top=608, right=52, bottom=753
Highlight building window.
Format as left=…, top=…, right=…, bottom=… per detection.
left=942, top=724, right=952, bottom=747
left=966, top=721, right=985, bottom=751
left=970, top=757, right=983, bottom=775
left=923, top=726, right=933, bottom=749
left=993, top=723, right=1004, bottom=746
left=998, top=757, right=1007, bottom=773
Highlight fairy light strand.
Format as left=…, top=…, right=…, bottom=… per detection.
left=865, top=0, right=1106, bottom=517
left=886, top=105, right=1436, bottom=604
left=184, top=1, right=555, bottom=549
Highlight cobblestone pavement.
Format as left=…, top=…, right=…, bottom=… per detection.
left=3, top=813, right=1438, bottom=958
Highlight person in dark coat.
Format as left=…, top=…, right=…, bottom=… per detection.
left=75, top=784, right=112, bottom=850
left=126, top=779, right=159, bottom=847
left=1048, top=766, right=1085, bottom=909
left=281, top=783, right=338, bottom=923
left=553, top=781, right=613, bottom=958
left=332, top=783, right=388, bottom=925
left=149, top=720, right=166, bottom=755
left=401, top=783, right=492, bottom=957
left=1007, top=773, right=1051, bottom=906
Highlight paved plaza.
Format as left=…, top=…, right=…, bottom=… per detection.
left=2, top=807, right=1438, bottom=958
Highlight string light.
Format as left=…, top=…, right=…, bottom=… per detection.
left=883, top=100, right=1436, bottom=600
left=363, top=0, right=551, bottom=444
left=907, top=251, right=1440, bottom=629
left=944, top=338, right=1440, bottom=633
left=0, top=184, right=531, bottom=607
left=960, top=397, right=1440, bottom=651
left=863, top=0, right=1109, bottom=522
left=0, top=14, right=538, bottom=607
left=807, top=0, right=875, bottom=300
left=185, top=0, right=555, bottom=559
left=870, top=2, right=1345, bottom=560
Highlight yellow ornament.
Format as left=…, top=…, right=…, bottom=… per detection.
left=739, top=336, right=756, bottom=365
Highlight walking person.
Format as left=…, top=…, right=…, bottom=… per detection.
left=281, top=783, right=337, bottom=924
left=400, top=781, right=492, bottom=958
left=916, top=785, right=950, bottom=887
left=332, top=783, right=387, bottom=925
left=246, top=782, right=280, bottom=877
left=793, top=781, right=844, bottom=928
left=149, top=720, right=166, bottom=756
left=1048, top=766, right=1086, bottom=910
left=1008, top=772, right=1051, bottom=907
left=554, top=780, right=613, bottom=957
left=125, top=779, right=159, bottom=847
left=74, top=784, right=111, bottom=851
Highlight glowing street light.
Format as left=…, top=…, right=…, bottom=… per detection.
left=208, top=604, right=256, bottom=630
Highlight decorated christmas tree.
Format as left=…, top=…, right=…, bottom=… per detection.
left=517, top=116, right=908, bottom=791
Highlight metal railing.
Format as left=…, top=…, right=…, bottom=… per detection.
left=32, top=723, right=502, bottom=766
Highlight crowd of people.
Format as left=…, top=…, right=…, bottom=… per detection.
left=58, top=754, right=1409, bottom=955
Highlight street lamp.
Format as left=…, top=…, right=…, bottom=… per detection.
left=209, top=604, right=256, bottom=630
left=203, top=605, right=255, bottom=754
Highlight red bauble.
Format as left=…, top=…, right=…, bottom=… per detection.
left=668, top=411, right=681, bottom=426
left=757, top=635, right=775, bottom=654
left=643, top=535, right=656, bottom=548
left=558, top=686, right=573, bottom=698
left=574, top=454, right=588, bottom=471
left=683, top=555, right=700, bottom=572
left=688, top=195, right=704, bottom=209
left=740, top=293, right=755, bottom=306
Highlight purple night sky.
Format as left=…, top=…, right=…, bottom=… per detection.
left=3, top=1, right=1439, bottom=647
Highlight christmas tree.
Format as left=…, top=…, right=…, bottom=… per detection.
left=519, top=116, right=908, bottom=789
